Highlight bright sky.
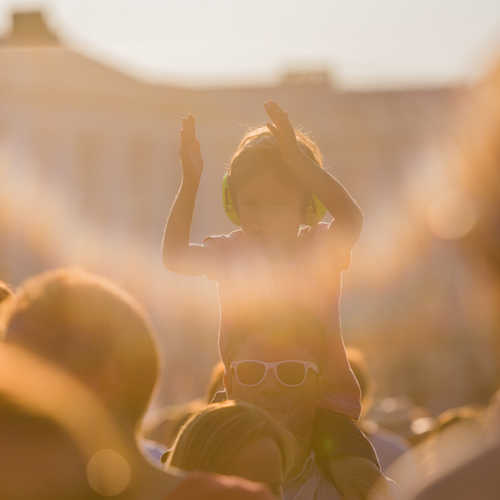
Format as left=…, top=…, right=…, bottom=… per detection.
left=1, top=0, right=499, bottom=87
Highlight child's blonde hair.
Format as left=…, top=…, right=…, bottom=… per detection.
left=228, top=126, right=323, bottom=189
left=231, top=126, right=323, bottom=167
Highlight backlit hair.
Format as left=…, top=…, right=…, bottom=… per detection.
left=2, top=268, right=159, bottom=430
left=167, top=400, right=296, bottom=478
left=227, top=126, right=323, bottom=200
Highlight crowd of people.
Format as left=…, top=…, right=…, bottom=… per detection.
left=1, top=60, right=500, bottom=500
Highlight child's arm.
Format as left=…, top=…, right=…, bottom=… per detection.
left=162, top=115, right=214, bottom=276
left=265, top=101, right=363, bottom=248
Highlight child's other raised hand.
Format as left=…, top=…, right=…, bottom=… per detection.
left=179, top=114, right=203, bottom=182
left=264, top=101, right=301, bottom=165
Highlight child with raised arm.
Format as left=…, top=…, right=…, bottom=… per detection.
left=162, top=102, right=383, bottom=497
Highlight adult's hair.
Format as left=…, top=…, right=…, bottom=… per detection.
left=0, top=280, right=13, bottom=304
left=167, top=400, right=295, bottom=478
left=206, top=361, right=225, bottom=403
left=347, top=347, right=373, bottom=414
left=2, top=268, right=159, bottom=431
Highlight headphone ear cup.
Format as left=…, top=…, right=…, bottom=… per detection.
left=305, top=195, right=327, bottom=225
left=222, top=174, right=240, bottom=225
left=312, top=195, right=327, bottom=223
left=305, top=199, right=315, bottom=225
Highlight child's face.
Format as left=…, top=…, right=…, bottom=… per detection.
left=235, top=170, right=305, bottom=244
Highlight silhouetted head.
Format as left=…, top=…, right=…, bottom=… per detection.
left=224, top=127, right=325, bottom=243
left=223, top=306, right=324, bottom=440
left=2, top=268, right=159, bottom=433
left=167, top=400, right=295, bottom=496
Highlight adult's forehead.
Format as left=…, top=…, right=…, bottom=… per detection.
left=234, top=331, right=318, bottom=362
left=226, top=304, right=325, bottom=363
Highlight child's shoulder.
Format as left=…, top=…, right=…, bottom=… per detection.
left=299, top=222, right=352, bottom=270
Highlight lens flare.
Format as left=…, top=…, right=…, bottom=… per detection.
left=86, top=449, right=131, bottom=497
left=426, top=188, right=478, bottom=240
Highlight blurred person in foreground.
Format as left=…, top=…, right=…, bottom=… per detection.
left=167, top=400, right=296, bottom=498
left=412, top=57, right=500, bottom=500
left=1, top=268, right=165, bottom=464
left=0, top=342, right=137, bottom=500
left=0, top=269, right=276, bottom=500
left=348, top=348, right=411, bottom=470
left=368, top=397, right=434, bottom=447
left=0, top=280, right=12, bottom=303
left=162, top=100, right=385, bottom=496
left=371, top=58, right=500, bottom=500
left=431, top=405, right=483, bottom=436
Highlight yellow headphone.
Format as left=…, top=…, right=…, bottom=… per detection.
left=222, top=173, right=327, bottom=226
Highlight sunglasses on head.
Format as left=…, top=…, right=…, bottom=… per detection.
left=231, top=360, right=320, bottom=388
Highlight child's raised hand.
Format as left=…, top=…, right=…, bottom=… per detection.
left=264, top=101, right=301, bottom=165
left=179, top=115, right=203, bottom=182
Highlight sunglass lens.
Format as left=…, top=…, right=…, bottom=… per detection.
left=277, top=361, right=307, bottom=386
left=236, top=361, right=266, bottom=385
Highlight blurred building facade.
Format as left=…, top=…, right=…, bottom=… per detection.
left=0, top=10, right=457, bottom=248
left=2, top=10, right=494, bottom=410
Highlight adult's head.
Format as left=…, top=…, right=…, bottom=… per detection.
left=167, top=400, right=295, bottom=496
left=0, top=278, right=277, bottom=500
left=223, top=305, right=324, bottom=440
left=0, top=342, right=136, bottom=500
left=2, top=268, right=159, bottom=433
